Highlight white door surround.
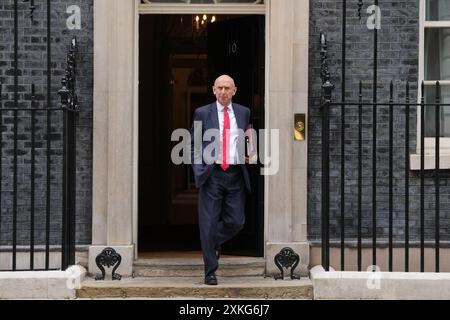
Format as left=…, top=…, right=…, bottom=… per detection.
left=90, top=0, right=310, bottom=277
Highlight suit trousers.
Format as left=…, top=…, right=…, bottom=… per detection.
left=198, top=165, right=246, bottom=276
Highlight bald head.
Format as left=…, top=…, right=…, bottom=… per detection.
left=213, top=75, right=237, bottom=106
left=214, top=75, right=236, bottom=87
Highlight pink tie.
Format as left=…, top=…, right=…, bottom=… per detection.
left=221, top=106, right=230, bottom=171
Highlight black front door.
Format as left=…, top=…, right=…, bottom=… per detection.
left=207, top=16, right=265, bottom=256
left=139, top=15, right=264, bottom=256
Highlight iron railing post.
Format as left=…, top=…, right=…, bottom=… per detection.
left=59, top=37, right=78, bottom=270
left=372, top=0, right=379, bottom=269
left=45, top=0, right=52, bottom=270
left=320, top=33, right=334, bottom=271
left=420, top=81, right=425, bottom=272
left=340, top=0, right=347, bottom=272
left=435, top=81, right=441, bottom=273
left=405, top=82, right=410, bottom=272
left=388, top=81, right=394, bottom=272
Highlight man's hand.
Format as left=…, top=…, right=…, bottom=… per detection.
left=245, top=154, right=258, bottom=164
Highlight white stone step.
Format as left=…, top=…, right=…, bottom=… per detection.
left=77, top=276, right=313, bottom=299
left=132, top=257, right=265, bottom=277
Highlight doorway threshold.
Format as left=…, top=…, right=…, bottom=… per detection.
left=138, top=251, right=252, bottom=259
left=134, top=252, right=265, bottom=277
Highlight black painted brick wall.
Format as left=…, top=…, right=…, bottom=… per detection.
left=0, top=0, right=92, bottom=246
left=307, top=0, right=450, bottom=243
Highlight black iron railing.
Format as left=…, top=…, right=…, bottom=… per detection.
left=0, top=0, right=78, bottom=271
left=320, top=32, right=450, bottom=273
left=319, top=0, right=450, bottom=273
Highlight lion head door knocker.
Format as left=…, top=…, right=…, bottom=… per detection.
left=274, top=247, right=300, bottom=280
left=95, top=247, right=122, bottom=281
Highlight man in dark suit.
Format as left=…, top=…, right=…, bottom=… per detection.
left=190, top=75, right=251, bottom=285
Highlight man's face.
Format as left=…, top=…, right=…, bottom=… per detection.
left=213, top=76, right=237, bottom=106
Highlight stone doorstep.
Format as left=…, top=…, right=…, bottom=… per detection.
left=76, top=276, right=313, bottom=299
left=134, top=257, right=264, bottom=266
left=131, top=257, right=266, bottom=278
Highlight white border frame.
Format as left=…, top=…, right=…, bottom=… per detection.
left=134, top=0, right=268, bottom=258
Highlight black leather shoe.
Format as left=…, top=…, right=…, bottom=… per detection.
left=204, top=274, right=218, bottom=285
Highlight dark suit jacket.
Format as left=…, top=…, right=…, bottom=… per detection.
left=190, top=102, right=251, bottom=193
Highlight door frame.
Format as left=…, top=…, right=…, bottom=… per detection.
left=134, top=2, right=269, bottom=258
left=92, top=0, right=311, bottom=277
left=140, top=2, right=266, bottom=15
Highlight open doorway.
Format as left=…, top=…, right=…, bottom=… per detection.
left=138, top=14, right=265, bottom=257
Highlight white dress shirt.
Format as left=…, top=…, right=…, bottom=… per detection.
left=216, top=101, right=239, bottom=165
